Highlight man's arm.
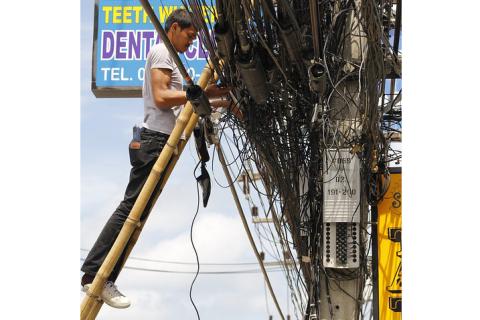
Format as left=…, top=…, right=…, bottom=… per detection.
left=151, top=68, right=188, bottom=109
left=151, top=68, right=232, bottom=110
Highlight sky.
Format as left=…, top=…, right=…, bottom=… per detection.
left=80, top=0, right=296, bottom=319
left=2, top=1, right=480, bottom=320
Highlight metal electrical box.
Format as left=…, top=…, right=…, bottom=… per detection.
left=323, top=222, right=360, bottom=268
left=323, top=148, right=361, bottom=268
left=323, top=148, right=361, bottom=223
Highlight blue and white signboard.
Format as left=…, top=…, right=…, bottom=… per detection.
left=92, top=0, right=216, bottom=97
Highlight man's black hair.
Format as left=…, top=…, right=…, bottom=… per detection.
left=165, top=9, right=194, bottom=32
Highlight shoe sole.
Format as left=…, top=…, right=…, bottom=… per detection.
left=82, top=285, right=131, bottom=309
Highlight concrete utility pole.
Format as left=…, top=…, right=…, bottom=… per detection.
left=318, top=0, right=367, bottom=319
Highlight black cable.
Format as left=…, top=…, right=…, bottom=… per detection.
left=185, top=1, right=402, bottom=317
left=189, top=160, right=203, bottom=320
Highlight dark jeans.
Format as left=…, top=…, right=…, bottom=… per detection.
left=81, top=128, right=170, bottom=282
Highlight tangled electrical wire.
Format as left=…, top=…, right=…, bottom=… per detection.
left=183, top=0, right=401, bottom=319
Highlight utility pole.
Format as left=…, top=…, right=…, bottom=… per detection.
left=317, top=0, right=367, bottom=319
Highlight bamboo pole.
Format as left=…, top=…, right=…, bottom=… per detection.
left=80, top=62, right=214, bottom=320
left=215, top=143, right=286, bottom=320
left=84, top=300, right=102, bottom=320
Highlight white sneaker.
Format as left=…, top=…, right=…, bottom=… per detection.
left=82, top=281, right=131, bottom=309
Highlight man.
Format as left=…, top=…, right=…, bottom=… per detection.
left=81, top=9, right=230, bottom=309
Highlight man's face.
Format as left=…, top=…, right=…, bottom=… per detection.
left=171, top=23, right=197, bottom=53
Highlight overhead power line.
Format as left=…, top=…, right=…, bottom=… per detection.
left=79, top=257, right=283, bottom=275
left=80, top=248, right=270, bottom=266
left=123, top=265, right=284, bottom=275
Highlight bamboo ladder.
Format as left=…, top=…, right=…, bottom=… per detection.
left=80, top=61, right=216, bottom=320
left=81, top=0, right=220, bottom=317
left=80, top=1, right=231, bottom=317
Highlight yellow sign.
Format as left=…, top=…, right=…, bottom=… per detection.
left=377, top=170, right=402, bottom=319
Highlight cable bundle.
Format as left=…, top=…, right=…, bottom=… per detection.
left=184, top=1, right=402, bottom=318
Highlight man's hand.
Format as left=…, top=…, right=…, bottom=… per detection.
left=209, top=95, right=244, bottom=120
left=209, top=96, right=231, bottom=109
left=204, top=84, right=231, bottom=98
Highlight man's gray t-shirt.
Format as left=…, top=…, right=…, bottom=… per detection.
left=142, top=43, right=183, bottom=135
